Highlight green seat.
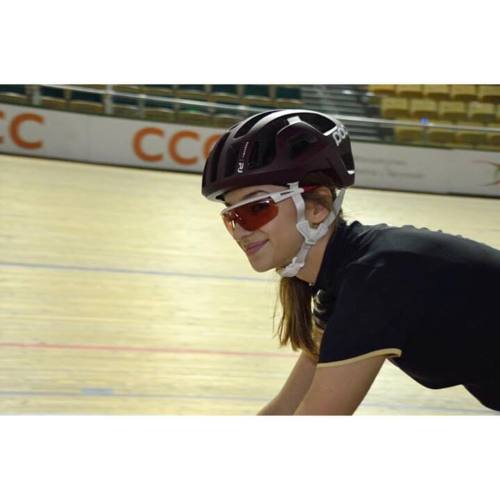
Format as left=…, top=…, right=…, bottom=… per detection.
left=241, top=85, right=273, bottom=107
left=39, top=86, right=67, bottom=110
left=275, top=86, right=302, bottom=108
left=68, top=89, right=104, bottom=114
left=212, top=113, right=241, bottom=129
left=0, top=85, right=29, bottom=105
left=143, top=85, right=175, bottom=97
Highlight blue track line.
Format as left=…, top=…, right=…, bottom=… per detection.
left=0, top=261, right=274, bottom=284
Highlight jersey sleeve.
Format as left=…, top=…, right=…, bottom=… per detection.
left=316, top=263, right=408, bottom=367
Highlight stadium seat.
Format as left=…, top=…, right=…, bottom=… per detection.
left=177, top=103, right=211, bottom=126
left=426, top=121, right=455, bottom=144
left=112, top=94, right=141, bottom=119
left=409, top=98, right=438, bottom=119
left=380, top=97, right=409, bottom=119
left=68, top=90, right=104, bottom=114
left=478, top=85, right=500, bottom=104
left=176, top=85, right=208, bottom=100
left=275, top=86, right=303, bottom=108
left=468, top=101, right=496, bottom=122
left=394, top=120, right=423, bottom=143
left=143, top=85, right=175, bottom=97
left=496, top=104, right=500, bottom=124
left=208, top=85, right=240, bottom=104
left=368, top=84, right=395, bottom=96
left=40, top=86, right=67, bottom=110
left=422, top=85, right=450, bottom=101
left=454, top=122, right=487, bottom=146
left=144, top=98, right=175, bottom=122
left=438, top=100, right=467, bottom=121
left=241, top=85, right=273, bottom=107
left=212, top=113, right=241, bottom=129
left=486, top=124, right=500, bottom=146
left=450, top=85, right=477, bottom=102
left=113, top=85, right=144, bottom=94
left=0, top=85, right=29, bottom=105
left=395, top=85, right=423, bottom=99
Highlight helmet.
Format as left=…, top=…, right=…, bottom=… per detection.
left=201, top=108, right=355, bottom=201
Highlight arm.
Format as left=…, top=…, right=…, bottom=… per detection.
left=294, top=354, right=387, bottom=415
left=257, top=350, right=317, bottom=415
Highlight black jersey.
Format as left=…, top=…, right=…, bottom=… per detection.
left=311, top=220, right=500, bottom=393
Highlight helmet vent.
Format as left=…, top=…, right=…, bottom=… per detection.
left=209, top=132, right=229, bottom=182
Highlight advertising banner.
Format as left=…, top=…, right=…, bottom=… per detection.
left=0, top=103, right=499, bottom=197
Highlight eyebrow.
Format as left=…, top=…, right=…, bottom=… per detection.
left=224, top=190, right=269, bottom=207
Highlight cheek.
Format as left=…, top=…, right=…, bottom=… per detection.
left=266, top=215, right=303, bottom=256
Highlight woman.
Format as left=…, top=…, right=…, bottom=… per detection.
left=201, top=109, right=500, bottom=415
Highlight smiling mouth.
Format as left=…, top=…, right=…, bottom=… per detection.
left=245, top=240, right=268, bottom=255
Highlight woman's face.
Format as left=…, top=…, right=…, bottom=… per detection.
left=223, top=184, right=306, bottom=273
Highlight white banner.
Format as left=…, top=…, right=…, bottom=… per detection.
left=0, top=103, right=499, bottom=197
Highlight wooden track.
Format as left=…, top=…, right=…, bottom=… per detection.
left=1, top=153, right=499, bottom=415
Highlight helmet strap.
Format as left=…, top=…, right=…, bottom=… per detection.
left=277, top=182, right=346, bottom=279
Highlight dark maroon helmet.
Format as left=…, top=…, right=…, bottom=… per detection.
left=201, top=108, right=355, bottom=201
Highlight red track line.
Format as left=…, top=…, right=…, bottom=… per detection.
left=0, top=341, right=296, bottom=358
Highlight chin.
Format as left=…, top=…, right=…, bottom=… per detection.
left=248, top=259, right=274, bottom=273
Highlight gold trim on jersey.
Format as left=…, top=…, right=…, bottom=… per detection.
left=316, top=348, right=402, bottom=368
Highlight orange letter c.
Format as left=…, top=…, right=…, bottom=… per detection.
left=9, top=113, right=44, bottom=149
left=133, top=127, right=164, bottom=162
left=169, top=130, right=199, bottom=166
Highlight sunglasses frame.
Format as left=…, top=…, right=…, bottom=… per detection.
left=220, top=185, right=318, bottom=232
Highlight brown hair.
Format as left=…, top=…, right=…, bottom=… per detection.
left=272, top=172, right=345, bottom=361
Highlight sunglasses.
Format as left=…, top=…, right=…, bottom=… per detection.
left=220, top=185, right=318, bottom=233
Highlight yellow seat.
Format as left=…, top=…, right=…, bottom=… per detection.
left=409, top=98, right=438, bottom=119
left=478, top=85, right=500, bottom=103
left=450, top=85, right=477, bottom=102
left=486, top=124, right=500, bottom=146
left=422, top=85, right=450, bottom=100
left=426, top=121, right=455, bottom=144
left=395, top=85, right=423, bottom=99
left=438, top=100, right=467, bottom=121
left=468, top=101, right=496, bottom=122
left=380, top=97, right=409, bottom=119
left=368, top=84, right=395, bottom=96
left=454, top=122, right=487, bottom=146
left=496, top=104, right=500, bottom=124
left=394, top=120, right=423, bottom=143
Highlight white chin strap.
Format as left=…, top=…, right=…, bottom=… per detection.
left=277, top=182, right=346, bottom=279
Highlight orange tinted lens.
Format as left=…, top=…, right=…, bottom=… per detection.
left=223, top=199, right=278, bottom=232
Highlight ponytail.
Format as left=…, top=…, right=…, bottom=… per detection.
left=272, top=172, right=345, bottom=360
